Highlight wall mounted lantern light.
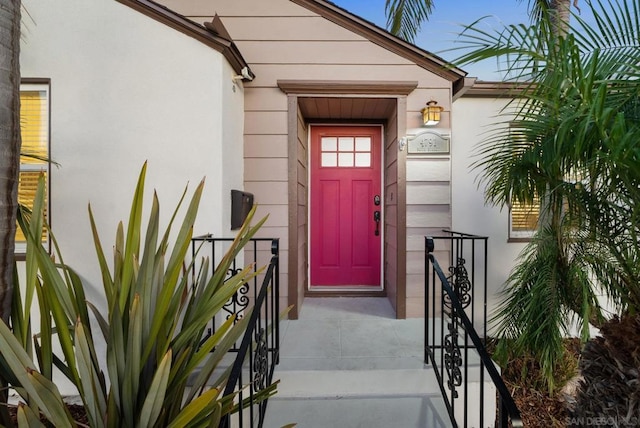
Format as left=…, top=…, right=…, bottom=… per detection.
left=421, top=100, right=443, bottom=126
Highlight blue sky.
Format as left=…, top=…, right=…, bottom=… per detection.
left=332, top=0, right=537, bottom=80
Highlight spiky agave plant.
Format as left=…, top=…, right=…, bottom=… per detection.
left=0, top=163, right=274, bottom=427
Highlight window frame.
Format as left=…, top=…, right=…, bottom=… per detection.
left=508, top=199, right=539, bottom=241
left=16, top=79, right=51, bottom=257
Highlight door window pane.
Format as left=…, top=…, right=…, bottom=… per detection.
left=338, top=153, right=354, bottom=167
left=355, top=153, right=371, bottom=167
left=321, top=137, right=337, bottom=152
left=355, top=137, right=371, bottom=152
left=320, top=134, right=373, bottom=168
left=322, top=153, right=337, bottom=167
left=338, top=137, right=354, bottom=152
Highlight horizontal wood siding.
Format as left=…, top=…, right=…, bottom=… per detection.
left=296, top=107, right=308, bottom=316
left=159, top=0, right=454, bottom=318
left=385, top=107, right=399, bottom=314
left=217, top=16, right=364, bottom=41
left=159, top=0, right=317, bottom=16
left=405, top=155, right=452, bottom=317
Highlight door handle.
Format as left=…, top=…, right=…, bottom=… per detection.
left=373, top=210, right=381, bottom=236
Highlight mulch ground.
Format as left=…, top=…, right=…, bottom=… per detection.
left=7, top=404, right=88, bottom=426
left=506, top=378, right=570, bottom=427
left=499, top=338, right=582, bottom=427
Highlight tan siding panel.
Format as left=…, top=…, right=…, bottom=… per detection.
left=407, top=88, right=451, bottom=111
left=385, top=146, right=397, bottom=167
left=430, top=250, right=450, bottom=265
left=248, top=64, right=446, bottom=87
left=406, top=274, right=425, bottom=297
left=406, top=297, right=425, bottom=318
left=255, top=204, right=289, bottom=228
left=406, top=228, right=451, bottom=251
left=385, top=206, right=397, bottom=225
left=244, top=111, right=288, bottom=135
left=245, top=158, right=288, bottom=181
left=406, top=251, right=424, bottom=275
left=255, top=226, right=289, bottom=246
left=297, top=113, right=307, bottom=135
left=386, top=284, right=397, bottom=312
left=297, top=153, right=308, bottom=171
left=296, top=111, right=308, bottom=310
left=160, top=0, right=316, bottom=17
left=236, top=41, right=414, bottom=65
left=385, top=242, right=397, bottom=269
left=406, top=158, right=451, bottom=182
left=386, top=224, right=397, bottom=244
left=246, top=181, right=288, bottom=205
left=297, top=182, right=306, bottom=204
left=386, top=114, right=398, bottom=141
left=385, top=162, right=398, bottom=186
left=247, top=249, right=289, bottom=274
left=407, top=231, right=425, bottom=252
left=278, top=297, right=290, bottom=317
left=245, top=88, right=288, bottom=112
left=296, top=162, right=306, bottom=185
left=406, top=205, right=451, bottom=228
left=221, top=16, right=364, bottom=41
left=245, top=134, right=288, bottom=158
left=406, top=182, right=451, bottom=205
left=297, top=204, right=306, bottom=224
left=297, top=143, right=307, bottom=165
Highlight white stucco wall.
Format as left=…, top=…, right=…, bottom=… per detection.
left=19, top=0, right=244, bottom=394
left=451, top=96, right=527, bottom=312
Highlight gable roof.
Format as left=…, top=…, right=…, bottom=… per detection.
left=291, top=0, right=467, bottom=94
left=117, top=0, right=253, bottom=78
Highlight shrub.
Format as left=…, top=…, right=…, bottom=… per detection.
left=0, top=163, right=272, bottom=427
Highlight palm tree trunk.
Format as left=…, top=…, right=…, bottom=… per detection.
left=550, top=0, right=572, bottom=36
left=0, top=0, right=21, bottom=325
left=0, top=1, right=21, bottom=425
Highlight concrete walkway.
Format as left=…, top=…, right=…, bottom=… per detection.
left=263, top=297, right=452, bottom=428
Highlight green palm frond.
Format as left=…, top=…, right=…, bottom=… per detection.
left=385, top=0, right=434, bottom=42
left=454, top=0, right=640, bottom=391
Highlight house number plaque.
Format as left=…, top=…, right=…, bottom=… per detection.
left=407, top=131, right=450, bottom=154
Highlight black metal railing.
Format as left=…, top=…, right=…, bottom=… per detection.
left=190, top=235, right=280, bottom=428
left=425, top=231, right=522, bottom=428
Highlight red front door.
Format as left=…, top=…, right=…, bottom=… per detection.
left=310, top=126, right=382, bottom=287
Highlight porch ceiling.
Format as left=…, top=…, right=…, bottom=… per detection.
left=298, top=97, right=396, bottom=120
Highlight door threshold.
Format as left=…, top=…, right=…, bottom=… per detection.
left=306, top=287, right=386, bottom=297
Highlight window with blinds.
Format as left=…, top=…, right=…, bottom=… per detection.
left=17, top=83, right=49, bottom=249
left=509, top=199, right=539, bottom=239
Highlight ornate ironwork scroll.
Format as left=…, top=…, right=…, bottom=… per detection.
left=442, top=257, right=472, bottom=396
left=443, top=257, right=472, bottom=311
left=253, top=328, right=268, bottom=392
left=452, top=258, right=472, bottom=309
left=222, top=267, right=250, bottom=322
left=444, top=320, right=463, bottom=397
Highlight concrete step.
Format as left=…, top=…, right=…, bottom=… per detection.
left=273, top=368, right=441, bottom=399
left=262, top=367, right=453, bottom=428
left=263, top=396, right=453, bottom=428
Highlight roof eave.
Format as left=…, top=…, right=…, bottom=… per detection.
left=116, top=0, right=253, bottom=77
left=290, top=0, right=467, bottom=92
left=461, top=80, right=532, bottom=98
